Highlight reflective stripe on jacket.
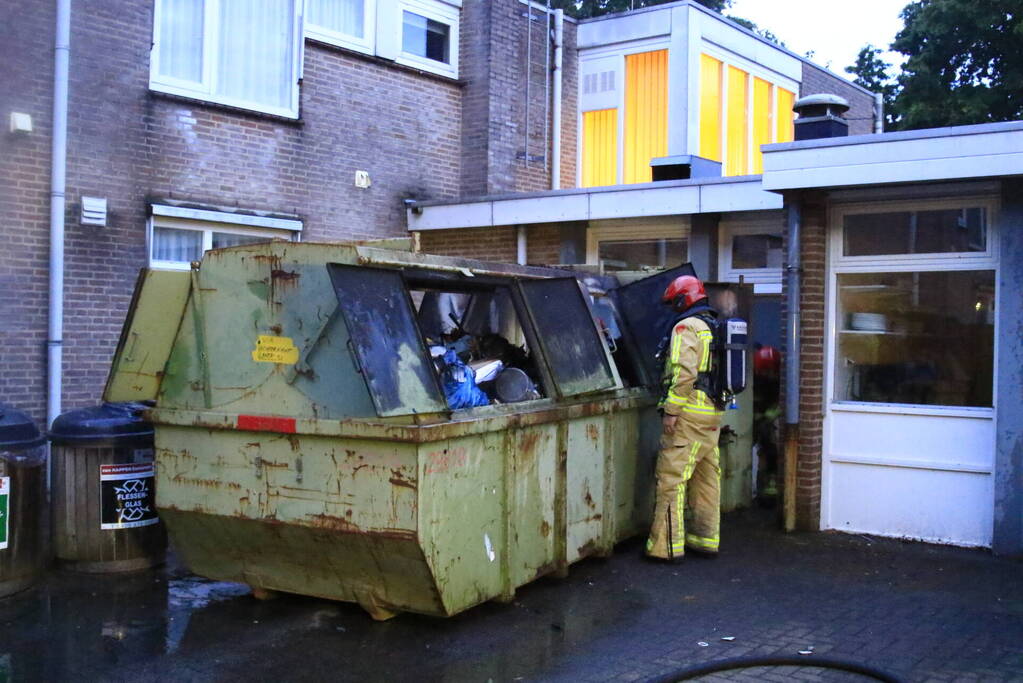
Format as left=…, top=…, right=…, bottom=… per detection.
left=660, top=316, right=722, bottom=417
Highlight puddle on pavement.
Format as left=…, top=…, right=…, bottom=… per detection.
left=0, top=566, right=252, bottom=679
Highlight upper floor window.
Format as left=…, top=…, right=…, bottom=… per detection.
left=699, top=53, right=796, bottom=177
left=306, top=0, right=373, bottom=54
left=305, top=0, right=460, bottom=78
left=578, top=49, right=668, bottom=187
left=402, top=11, right=449, bottom=63
left=150, top=0, right=303, bottom=118
left=397, top=0, right=459, bottom=77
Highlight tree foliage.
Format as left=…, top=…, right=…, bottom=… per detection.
left=890, top=0, right=1023, bottom=129
left=846, top=44, right=899, bottom=129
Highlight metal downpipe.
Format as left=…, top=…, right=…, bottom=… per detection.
left=48, top=0, right=71, bottom=451
left=551, top=8, right=564, bottom=190
left=783, top=201, right=801, bottom=532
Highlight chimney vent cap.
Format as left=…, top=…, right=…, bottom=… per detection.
left=794, top=94, right=850, bottom=117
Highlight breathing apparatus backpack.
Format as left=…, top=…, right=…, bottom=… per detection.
left=656, top=308, right=749, bottom=410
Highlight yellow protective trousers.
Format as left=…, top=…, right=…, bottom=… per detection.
left=646, top=410, right=722, bottom=559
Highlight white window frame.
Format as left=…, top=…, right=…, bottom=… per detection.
left=576, top=39, right=672, bottom=187
left=305, top=0, right=376, bottom=55
left=395, top=0, right=460, bottom=78
left=149, top=0, right=304, bottom=119
left=826, top=195, right=1000, bottom=417
left=699, top=43, right=799, bottom=177
left=586, top=219, right=691, bottom=267
left=147, top=208, right=302, bottom=271
left=718, top=212, right=785, bottom=293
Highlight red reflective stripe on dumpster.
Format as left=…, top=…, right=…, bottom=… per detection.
left=236, top=415, right=296, bottom=433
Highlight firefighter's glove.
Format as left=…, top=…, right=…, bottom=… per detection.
left=662, top=414, right=678, bottom=437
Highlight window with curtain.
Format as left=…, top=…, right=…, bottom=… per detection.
left=401, top=10, right=451, bottom=64
left=308, top=0, right=365, bottom=39
left=150, top=0, right=301, bottom=118
left=306, top=0, right=372, bottom=53
left=698, top=53, right=796, bottom=176
left=150, top=219, right=296, bottom=270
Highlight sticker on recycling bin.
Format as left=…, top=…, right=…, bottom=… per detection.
left=100, top=463, right=159, bottom=530
left=0, top=477, right=9, bottom=550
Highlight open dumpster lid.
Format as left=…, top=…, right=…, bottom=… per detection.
left=612, top=264, right=699, bottom=387
left=327, top=264, right=448, bottom=418
left=519, top=277, right=621, bottom=398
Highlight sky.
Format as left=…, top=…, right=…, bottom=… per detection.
left=727, top=0, right=908, bottom=80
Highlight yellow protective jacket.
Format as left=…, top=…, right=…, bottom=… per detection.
left=660, top=315, right=722, bottom=418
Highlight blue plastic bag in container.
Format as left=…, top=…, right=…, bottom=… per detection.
left=441, top=350, right=490, bottom=410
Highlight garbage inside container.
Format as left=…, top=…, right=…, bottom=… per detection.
left=0, top=404, right=48, bottom=598
left=440, top=349, right=490, bottom=410
left=49, top=403, right=167, bottom=573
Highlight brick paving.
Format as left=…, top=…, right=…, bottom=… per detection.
left=0, top=507, right=1020, bottom=681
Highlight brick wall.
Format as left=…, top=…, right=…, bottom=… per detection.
left=460, top=1, right=578, bottom=196
left=3, top=0, right=463, bottom=422
left=418, top=222, right=562, bottom=266
left=800, top=63, right=877, bottom=136
left=0, top=1, right=54, bottom=424
left=420, top=226, right=518, bottom=263
left=779, top=193, right=828, bottom=531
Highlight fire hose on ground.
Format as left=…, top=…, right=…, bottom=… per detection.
left=646, top=654, right=904, bottom=682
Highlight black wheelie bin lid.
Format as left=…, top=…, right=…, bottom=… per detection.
left=0, top=404, right=46, bottom=451
left=48, top=403, right=154, bottom=448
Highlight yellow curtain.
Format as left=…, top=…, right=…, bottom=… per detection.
left=624, top=49, right=668, bottom=184
left=726, top=65, right=749, bottom=176
left=752, top=77, right=771, bottom=174
left=699, top=54, right=722, bottom=162
left=775, top=87, right=795, bottom=143
left=581, top=109, right=618, bottom=187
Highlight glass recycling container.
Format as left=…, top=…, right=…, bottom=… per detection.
left=0, top=404, right=48, bottom=598
left=49, top=403, right=166, bottom=572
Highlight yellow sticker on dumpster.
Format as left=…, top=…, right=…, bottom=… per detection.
left=251, top=335, right=299, bottom=364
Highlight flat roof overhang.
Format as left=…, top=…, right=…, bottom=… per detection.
left=407, top=175, right=781, bottom=231
left=762, top=120, right=1023, bottom=192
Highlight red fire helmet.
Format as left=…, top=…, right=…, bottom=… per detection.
left=662, top=275, right=707, bottom=309
left=754, top=345, right=781, bottom=377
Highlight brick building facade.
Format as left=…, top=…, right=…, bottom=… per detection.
left=1, top=0, right=574, bottom=424
left=801, top=63, right=877, bottom=136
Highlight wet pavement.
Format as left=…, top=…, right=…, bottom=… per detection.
left=1, top=508, right=1021, bottom=682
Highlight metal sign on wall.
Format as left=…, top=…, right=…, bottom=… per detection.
left=0, top=477, right=8, bottom=550
left=100, top=464, right=158, bottom=530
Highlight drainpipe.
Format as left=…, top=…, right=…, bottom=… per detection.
left=550, top=8, right=564, bottom=190
left=49, top=0, right=71, bottom=446
left=517, top=226, right=528, bottom=265
left=782, top=200, right=801, bottom=532
left=873, top=93, right=884, bottom=133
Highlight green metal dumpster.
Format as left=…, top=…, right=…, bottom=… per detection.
left=103, top=243, right=743, bottom=619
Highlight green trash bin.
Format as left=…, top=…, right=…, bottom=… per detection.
left=49, top=403, right=166, bottom=573
left=0, top=404, right=48, bottom=598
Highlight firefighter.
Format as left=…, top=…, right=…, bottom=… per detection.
left=647, top=275, right=724, bottom=561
